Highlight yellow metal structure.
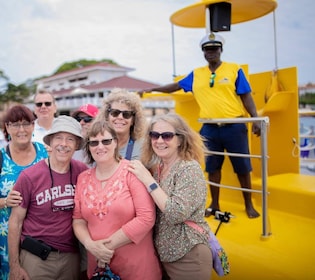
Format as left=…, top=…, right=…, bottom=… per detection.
left=142, top=1, right=315, bottom=279
left=170, top=0, right=277, bottom=27
left=143, top=66, right=315, bottom=280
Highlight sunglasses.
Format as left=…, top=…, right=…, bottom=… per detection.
left=35, top=102, right=53, bottom=107
left=149, top=131, right=179, bottom=141
left=88, top=138, right=113, bottom=147
left=74, top=116, right=93, bottom=123
left=210, top=72, right=216, bottom=88
left=108, top=108, right=135, bottom=119
left=202, top=46, right=221, bottom=52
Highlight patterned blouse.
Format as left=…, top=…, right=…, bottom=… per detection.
left=0, top=142, right=48, bottom=279
left=153, top=159, right=211, bottom=262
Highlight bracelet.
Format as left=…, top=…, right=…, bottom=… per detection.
left=4, top=197, right=7, bottom=209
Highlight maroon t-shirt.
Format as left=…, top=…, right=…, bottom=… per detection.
left=14, top=159, right=87, bottom=252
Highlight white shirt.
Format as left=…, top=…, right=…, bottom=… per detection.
left=32, top=119, right=54, bottom=144
left=0, top=130, right=7, bottom=149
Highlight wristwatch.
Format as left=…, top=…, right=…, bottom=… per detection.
left=147, top=182, right=158, bottom=193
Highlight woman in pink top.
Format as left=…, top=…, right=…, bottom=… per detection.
left=73, top=120, right=161, bottom=280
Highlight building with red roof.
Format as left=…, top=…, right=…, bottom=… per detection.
left=33, top=62, right=171, bottom=115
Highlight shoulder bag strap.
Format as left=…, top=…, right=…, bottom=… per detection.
left=125, top=138, right=135, bottom=160
left=185, top=220, right=207, bottom=235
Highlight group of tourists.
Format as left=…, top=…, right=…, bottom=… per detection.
left=0, top=32, right=261, bottom=280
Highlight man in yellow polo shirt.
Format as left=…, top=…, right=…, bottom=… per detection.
left=138, top=33, right=261, bottom=219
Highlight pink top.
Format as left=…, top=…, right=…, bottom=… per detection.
left=73, top=159, right=161, bottom=279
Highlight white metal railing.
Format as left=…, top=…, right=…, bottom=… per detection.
left=53, top=95, right=175, bottom=111
left=198, top=117, right=271, bottom=237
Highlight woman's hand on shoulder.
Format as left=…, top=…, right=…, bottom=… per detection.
left=44, top=144, right=52, bottom=153
left=128, top=160, right=154, bottom=186
left=6, top=190, right=22, bottom=207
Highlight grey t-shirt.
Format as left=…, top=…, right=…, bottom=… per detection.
left=119, top=138, right=143, bottom=160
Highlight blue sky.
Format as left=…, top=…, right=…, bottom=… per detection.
left=0, top=0, right=314, bottom=86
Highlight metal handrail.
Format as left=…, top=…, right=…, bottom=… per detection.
left=205, top=150, right=264, bottom=159
left=199, top=117, right=271, bottom=237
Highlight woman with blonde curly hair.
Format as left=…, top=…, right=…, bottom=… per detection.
left=128, top=113, right=213, bottom=280
left=96, top=88, right=146, bottom=160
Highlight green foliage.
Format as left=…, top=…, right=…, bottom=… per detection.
left=299, top=92, right=315, bottom=106
left=54, top=58, right=117, bottom=74
left=0, top=70, right=33, bottom=109
left=0, top=58, right=117, bottom=108
left=0, top=70, right=9, bottom=93
left=0, top=83, right=31, bottom=109
left=0, top=70, right=9, bottom=81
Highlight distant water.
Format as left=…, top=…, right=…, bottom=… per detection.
left=300, top=116, right=314, bottom=131
left=299, top=116, right=315, bottom=175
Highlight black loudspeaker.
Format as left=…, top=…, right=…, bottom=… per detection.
left=209, top=2, right=231, bottom=32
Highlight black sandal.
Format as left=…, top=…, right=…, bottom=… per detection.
left=205, top=207, right=220, bottom=217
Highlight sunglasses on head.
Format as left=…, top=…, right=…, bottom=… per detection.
left=149, top=131, right=179, bottom=141
left=35, top=102, right=53, bottom=107
left=108, top=108, right=135, bottom=119
left=74, top=116, right=93, bottom=123
left=88, top=138, right=113, bottom=147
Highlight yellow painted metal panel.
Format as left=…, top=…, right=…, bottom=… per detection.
left=170, top=0, right=277, bottom=27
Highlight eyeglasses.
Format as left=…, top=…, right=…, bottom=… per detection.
left=88, top=138, right=113, bottom=147
left=210, top=72, right=216, bottom=88
left=149, top=131, right=179, bottom=141
left=35, top=102, right=53, bottom=107
left=7, top=122, right=33, bottom=130
left=74, top=116, right=93, bottom=123
left=108, top=108, right=135, bottom=119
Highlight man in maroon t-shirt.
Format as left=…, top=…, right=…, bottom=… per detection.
left=8, top=116, right=87, bottom=280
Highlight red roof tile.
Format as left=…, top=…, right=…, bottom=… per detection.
left=39, top=62, right=133, bottom=82
left=52, top=75, right=160, bottom=96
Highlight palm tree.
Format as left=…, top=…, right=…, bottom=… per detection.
left=0, top=70, right=33, bottom=110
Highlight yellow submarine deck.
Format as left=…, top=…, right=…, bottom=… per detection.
left=207, top=172, right=315, bottom=280
left=142, top=1, right=315, bottom=278
left=143, top=65, right=315, bottom=279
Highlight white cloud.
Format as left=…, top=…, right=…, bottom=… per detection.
left=0, top=0, right=314, bottom=86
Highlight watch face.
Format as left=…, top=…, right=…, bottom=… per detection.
left=150, top=183, right=158, bottom=192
